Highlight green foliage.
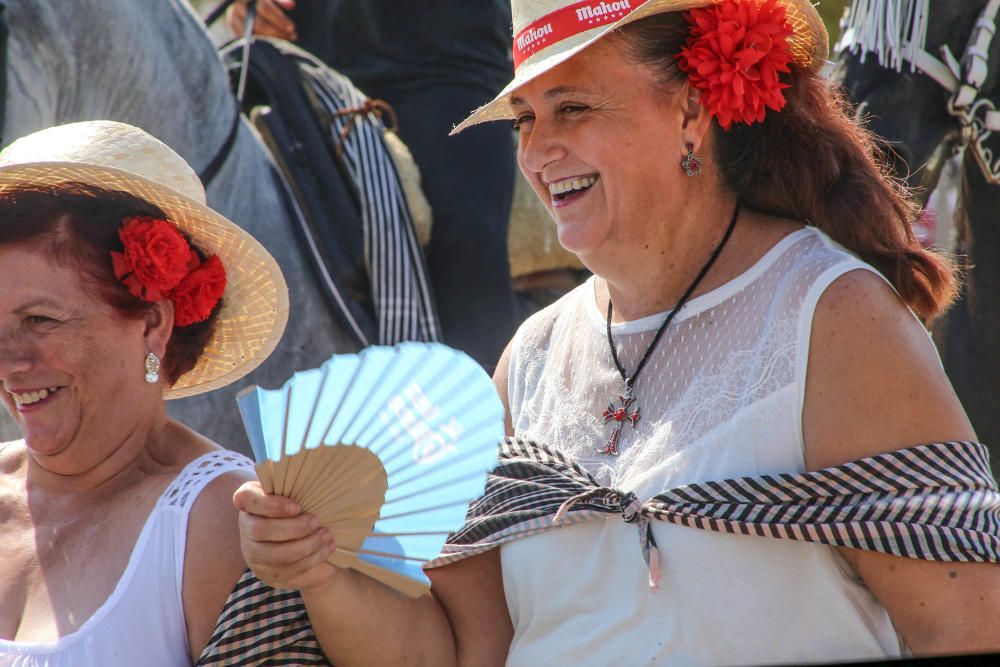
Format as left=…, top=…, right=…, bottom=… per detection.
left=817, top=0, right=851, bottom=42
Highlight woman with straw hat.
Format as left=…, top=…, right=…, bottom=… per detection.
left=0, top=121, right=289, bottom=664
left=235, top=1, right=1000, bottom=664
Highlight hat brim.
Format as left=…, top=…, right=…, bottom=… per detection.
left=452, top=0, right=829, bottom=134
left=0, top=161, right=289, bottom=399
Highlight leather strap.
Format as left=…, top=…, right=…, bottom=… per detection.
left=202, top=0, right=239, bottom=27
left=198, top=108, right=241, bottom=187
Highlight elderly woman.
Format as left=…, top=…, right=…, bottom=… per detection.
left=235, top=1, right=1000, bottom=665
left=0, top=121, right=287, bottom=664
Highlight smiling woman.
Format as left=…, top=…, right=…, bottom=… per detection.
left=0, top=121, right=289, bottom=665
left=231, top=1, right=1000, bottom=666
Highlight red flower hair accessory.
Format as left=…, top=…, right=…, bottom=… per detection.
left=170, top=255, right=227, bottom=327
left=111, top=216, right=227, bottom=327
left=676, top=0, right=794, bottom=131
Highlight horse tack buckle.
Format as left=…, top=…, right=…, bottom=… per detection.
left=968, top=99, right=1000, bottom=185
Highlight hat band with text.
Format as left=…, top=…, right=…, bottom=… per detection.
left=513, top=0, right=649, bottom=67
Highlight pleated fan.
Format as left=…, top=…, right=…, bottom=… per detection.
left=237, top=342, right=504, bottom=597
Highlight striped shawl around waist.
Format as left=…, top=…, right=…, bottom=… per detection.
left=431, top=437, right=1000, bottom=589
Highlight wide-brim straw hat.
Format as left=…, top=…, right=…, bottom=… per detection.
left=0, top=121, right=289, bottom=399
left=453, top=0, right=829, bottom=133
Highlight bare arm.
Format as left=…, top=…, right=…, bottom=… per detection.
left=803, top=269, right=1000, bottom=655
left=235, top=485, right=511, bottom=666
left=183, top=467, right=257, bottom=661
left=234, top=485, right=455, bottom=666
left=232, top=338, right=517, bottom=665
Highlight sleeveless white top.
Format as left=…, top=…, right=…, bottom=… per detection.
left=503, top=228, right=906, bottom=666
left=0, top=450, right=253, bottom=667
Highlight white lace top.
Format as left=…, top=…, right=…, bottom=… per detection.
left=502, top=227, right=905, bottom=666
left=0, top=450, right=253, bottom=667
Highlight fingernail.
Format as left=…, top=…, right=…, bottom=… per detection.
left=309, top=516, right=320, bottom=530
left=286, top=501, right=300, bottom=514
left=322, top=531, right=335, bottom=545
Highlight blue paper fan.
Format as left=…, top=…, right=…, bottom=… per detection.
left=237, top=342, right=504, bottom=597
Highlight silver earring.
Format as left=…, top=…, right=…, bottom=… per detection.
left=682, top=143, right=703, bottom=176
left=144, top=352, right=160, bottom=384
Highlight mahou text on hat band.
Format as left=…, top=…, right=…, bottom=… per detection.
left=514, top=0, right=650, bottom=66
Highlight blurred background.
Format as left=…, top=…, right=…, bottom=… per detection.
left=816, top=0, right=850, bottom=43
left=194, top=1, right=853, bottom=53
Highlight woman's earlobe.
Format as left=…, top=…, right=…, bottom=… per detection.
left=143, top=299, right=175, bottom=356
left=680, top=83, right=703, bottom=121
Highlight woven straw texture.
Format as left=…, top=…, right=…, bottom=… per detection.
left=0, top=121, right=289, bottom=399
left=454, top=0, right=828, bottom=132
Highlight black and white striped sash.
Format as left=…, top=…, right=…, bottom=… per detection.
left=296, top=52, right=441, bottom=346
left=197, top=438, right=1000, bottom=660
left=432, top=437, right=1000, bottom=588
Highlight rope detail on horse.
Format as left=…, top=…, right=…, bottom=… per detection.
left=330, top=99, right=398, bottom=158
left=839, top=0, right=1000, bottom=184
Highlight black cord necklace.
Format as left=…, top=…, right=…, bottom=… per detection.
left=600, top=203, right=740, bottom=456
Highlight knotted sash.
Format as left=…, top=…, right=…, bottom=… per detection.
left=198, top=437, right=1000, bottom=662
left=430, top=437, right=1000, bottom=588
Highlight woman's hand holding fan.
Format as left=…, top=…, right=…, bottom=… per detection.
left=237, top=342, right=504, bottom=597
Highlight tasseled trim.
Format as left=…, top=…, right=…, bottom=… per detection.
left=647, top=540, right=662, bottom=592
left=837, top=0, right=930, bottom=72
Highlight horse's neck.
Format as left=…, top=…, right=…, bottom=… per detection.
left=4, top=0, right=235, bottom=172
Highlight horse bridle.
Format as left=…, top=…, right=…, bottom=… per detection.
left=839, top=0, right=1000, bottom=184
left=196, top=0, right=257, bottom=188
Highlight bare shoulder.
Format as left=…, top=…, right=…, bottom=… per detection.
left=0, top=441, right=26, bottom=517
left=182, top=463, right=255, bottom=658
left=802, top=268, right=974, bottom=470
left=180, top=427, right=255, bottom=560
left=185, top=463, right=255, bottom=571
left=166, top=420, right=256, bottom=658
left=0, top=439, right=25, bottom=472
left=739, top=210, right=804, bottom=252
left=715, top=210, right=805, bottom=285
left=188, top=464, right=256, bottom=525
left=805, top=271, right=1000, bottom=654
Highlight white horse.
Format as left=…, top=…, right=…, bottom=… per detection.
left=0, top=0, right=357, bottom=448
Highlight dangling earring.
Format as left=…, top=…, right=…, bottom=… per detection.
left=144, top=352, right=160, bottom=384
left=681, top=143, right=703, bottom=177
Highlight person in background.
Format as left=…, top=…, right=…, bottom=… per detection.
left=228, top=0, right=518, bottom=371
left=233, top=1, right=1000, bottom=665
left=0, top=121, right=287, bottom=665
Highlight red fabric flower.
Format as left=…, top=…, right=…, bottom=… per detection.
left=111, top=216, right=199, bottom=301
left=170, top=255, right=227, bottom=327
left=676, top=0, right=794, bottom=130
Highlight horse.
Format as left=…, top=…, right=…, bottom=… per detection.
left=832, top=0, right=1000, bottom=471
left=0, top=0, right=358, bottom=450
left=0, top=0, right=582, bottom=450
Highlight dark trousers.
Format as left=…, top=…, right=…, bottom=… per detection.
left=289, top=0, right=519, bottom=369
left=386, top=86, right=517, bottom=371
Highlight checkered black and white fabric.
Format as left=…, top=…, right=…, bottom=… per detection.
left=196, top=571, right=329, bottom=666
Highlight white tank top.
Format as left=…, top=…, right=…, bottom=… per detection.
left=503, top=228, right=905, bottom=666
left=0, top=450, right=253, bottom=667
